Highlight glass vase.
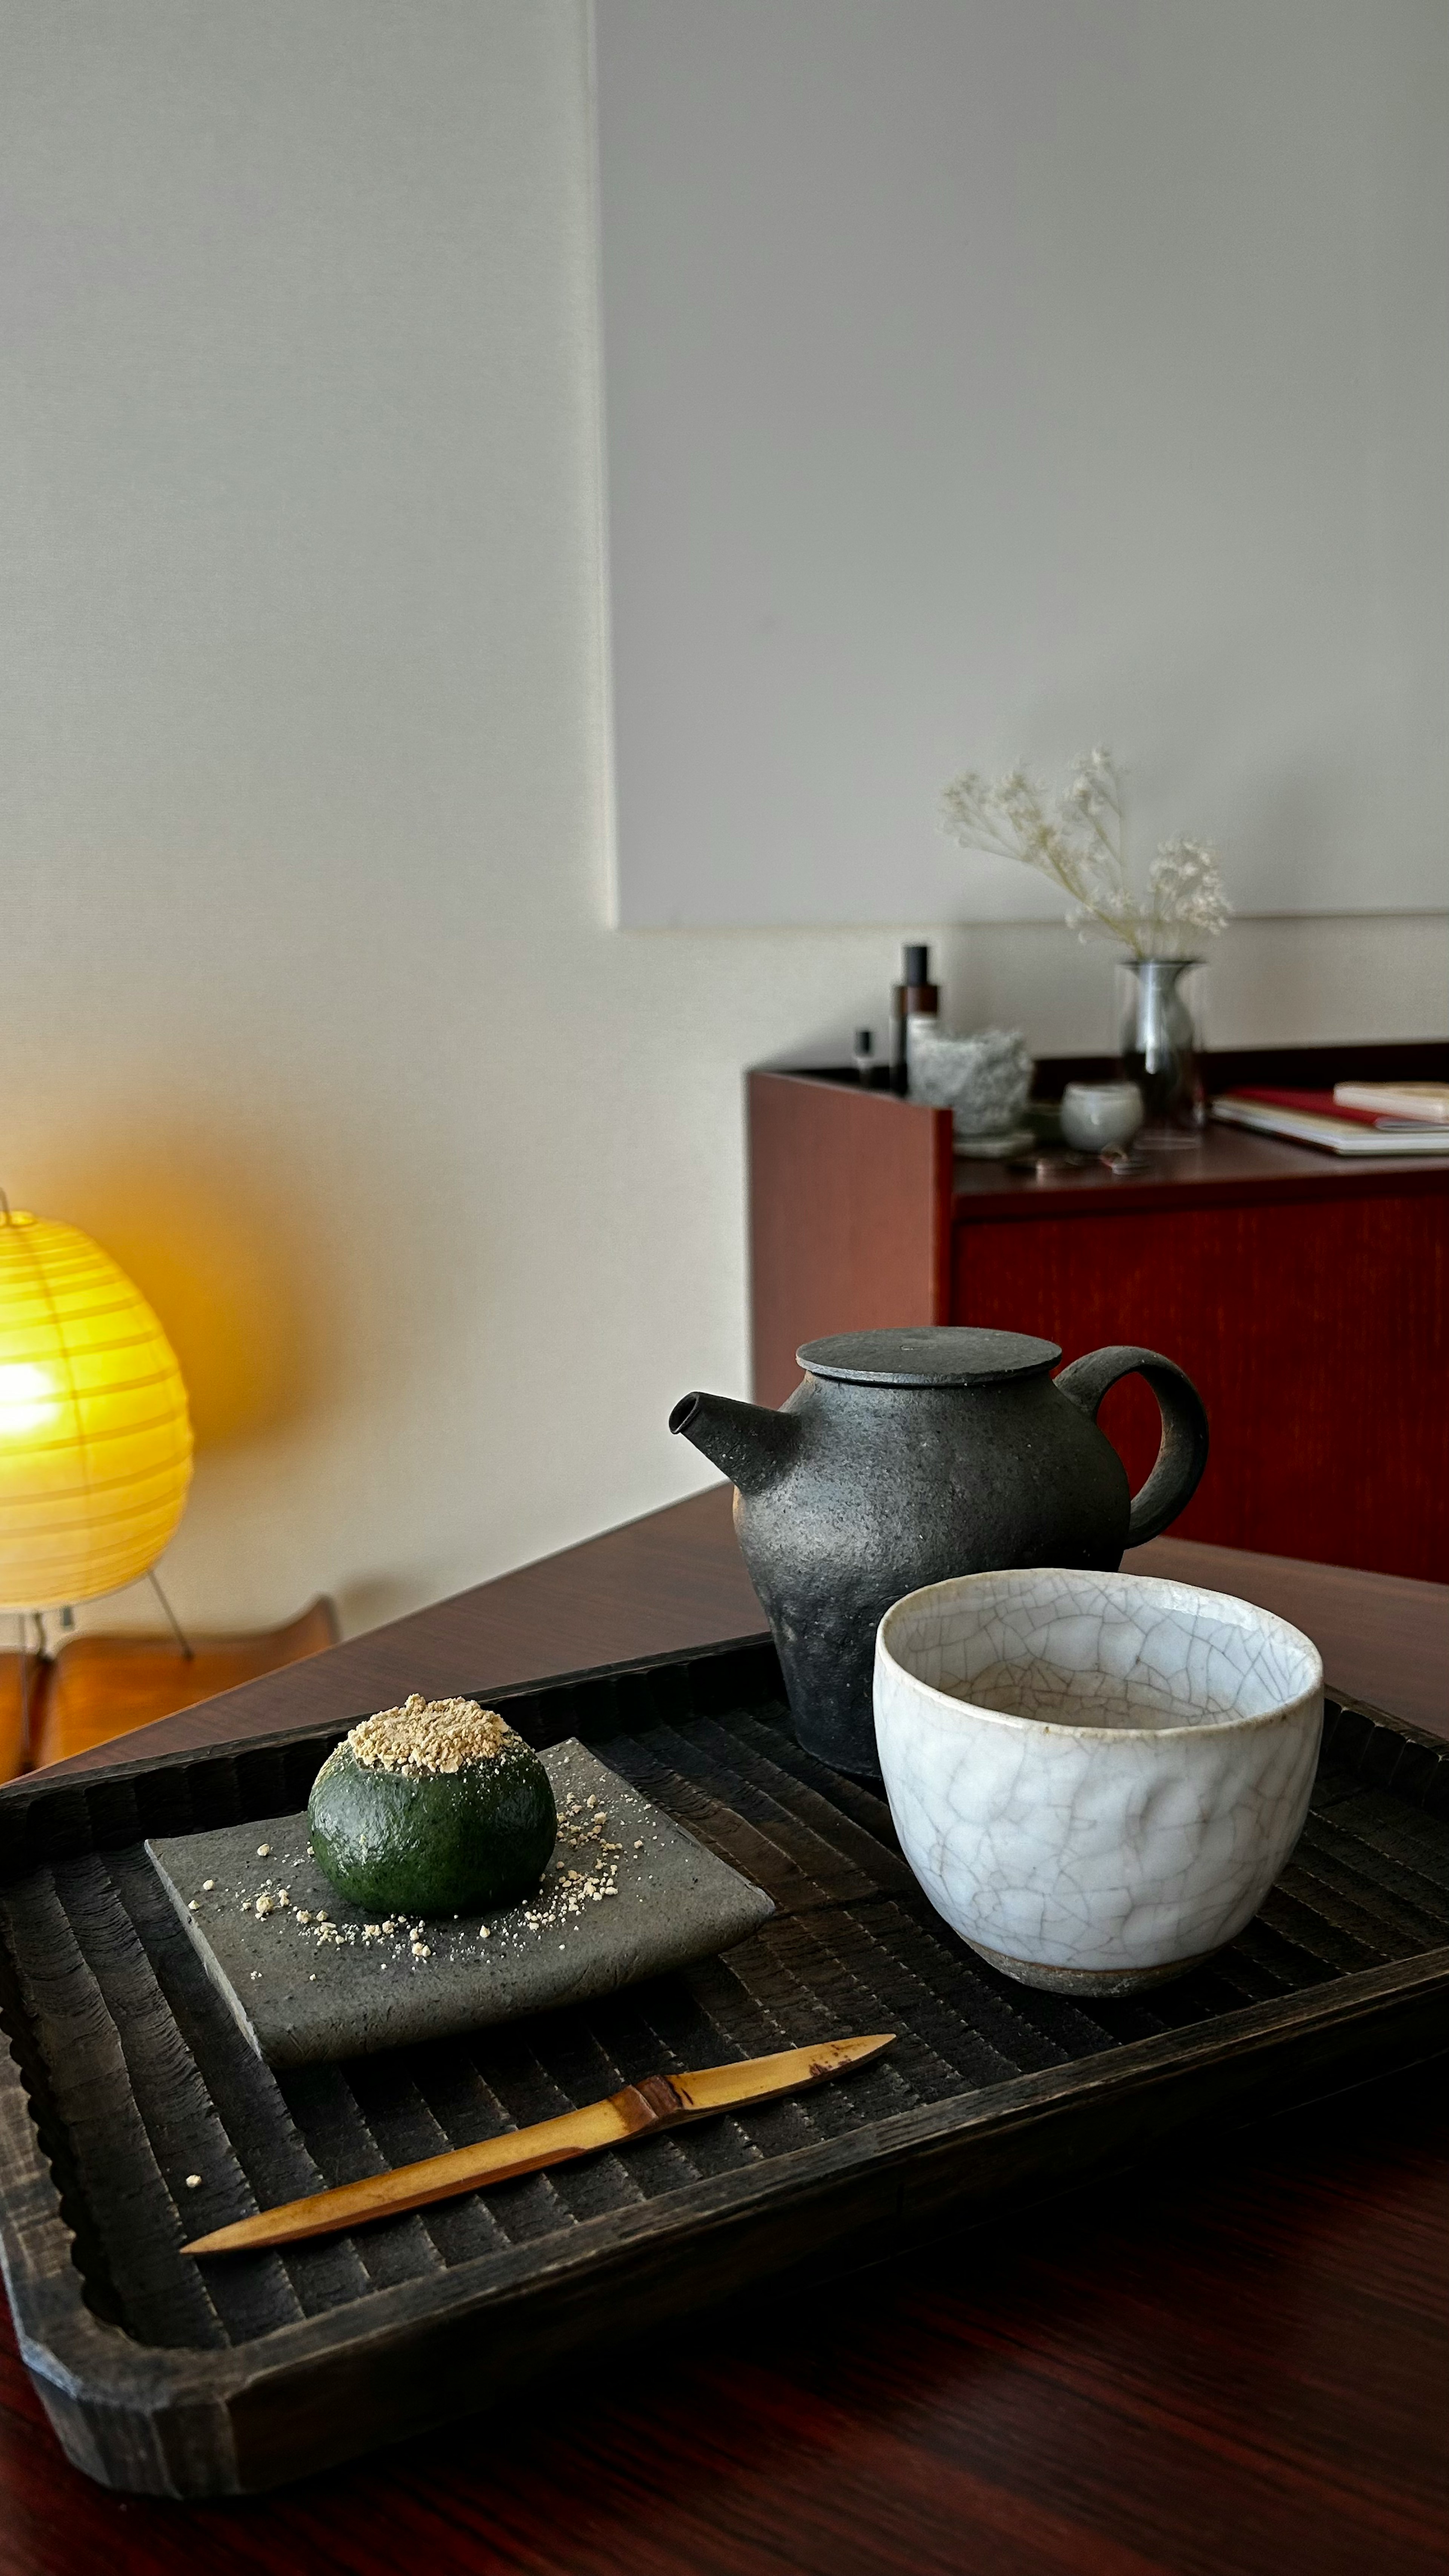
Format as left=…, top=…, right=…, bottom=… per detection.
left=1117, top=958, right=1205, bottom=1143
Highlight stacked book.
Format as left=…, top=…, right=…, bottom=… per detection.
left=1212, top=1081, right=1449, bottom=1156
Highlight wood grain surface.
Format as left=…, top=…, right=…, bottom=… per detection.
left=3, top=1492, right=1447, bottom=2568
left=749, top=1070, right=953, bottom=1407
left=0, top=1658, right=31, bottom=1786
left=0, top=2056, right=1443, bottom=2573
left=746, top=1068, right=1449, bottom=1582
left=954, top=1189, right=1449, bottom=1581
left=32, top=1596, right=338, bottom=1767
left=46, top=1485, right=1449, bottom=1778
left=950, top=1123, right=1449, bottom=1215
left=51, top=1487, right=768, bottom=1777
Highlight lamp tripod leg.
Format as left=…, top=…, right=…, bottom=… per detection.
left=148, top=1567, right=195, bottom=1661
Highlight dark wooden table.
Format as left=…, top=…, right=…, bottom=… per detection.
left=3, top=1488, right=1447, bottom=2574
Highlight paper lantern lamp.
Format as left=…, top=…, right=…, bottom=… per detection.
left=0, top=1209, right=193, bottom=1612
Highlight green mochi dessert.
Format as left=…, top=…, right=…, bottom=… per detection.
left=308, top=1693, right=557, bottom=1916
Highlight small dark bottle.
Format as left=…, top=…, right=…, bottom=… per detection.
left=890, top=944, right=940, bottom=1093
left=852, top=1027, right=876, bottom=1086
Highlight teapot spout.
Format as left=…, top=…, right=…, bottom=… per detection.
left=669, top=1390, right=801, bottom=1496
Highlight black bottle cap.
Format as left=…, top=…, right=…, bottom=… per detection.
left=903, top=944, right=929, bottom=985
left=854, top=1027, right=874, bottom=1055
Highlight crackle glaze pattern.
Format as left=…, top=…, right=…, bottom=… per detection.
left=874, top=1569, right=1323, bottom=1991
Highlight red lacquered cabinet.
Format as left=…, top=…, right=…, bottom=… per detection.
left=748, top=1062, right=1449, bottom=1583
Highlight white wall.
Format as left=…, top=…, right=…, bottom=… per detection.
left=599, top=0, right=1449, bottom=928
left=0, top=2, right=1444, bottom=1639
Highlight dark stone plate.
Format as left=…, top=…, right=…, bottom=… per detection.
left=146, top=1738, right=773, bottom=2067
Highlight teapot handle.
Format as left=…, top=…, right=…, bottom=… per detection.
left=1055, top=1346, right=1209, bottom=1546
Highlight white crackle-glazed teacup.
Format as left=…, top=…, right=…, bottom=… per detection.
left=874, top=1567, right=1323, bottom=1993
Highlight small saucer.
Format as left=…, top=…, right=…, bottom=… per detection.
left=953, top=1126, right=1035, bottom=1160
left=1137, top=1124, right=1206, bottom=1152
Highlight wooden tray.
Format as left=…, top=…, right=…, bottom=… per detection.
left=2, top=1638, right=1447, bottom=2499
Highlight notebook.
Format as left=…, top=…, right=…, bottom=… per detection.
left=1332, top=1081, right=1449, bottom=1127
left=1212, top=1090, right=1449, bottom=1155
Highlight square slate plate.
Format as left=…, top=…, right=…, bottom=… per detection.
left=146, top=1738, right=774, bottom=2066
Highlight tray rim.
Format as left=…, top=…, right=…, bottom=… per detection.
left=0, top=1630, right=781, bottom=1844
left=2, top=1643, right=1447, bottom=2494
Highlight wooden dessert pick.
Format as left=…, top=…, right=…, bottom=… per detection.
left=183, top=2033, right=895, bottom=2255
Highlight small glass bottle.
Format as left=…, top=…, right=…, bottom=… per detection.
left=891, top=944, right=940, bottom=1094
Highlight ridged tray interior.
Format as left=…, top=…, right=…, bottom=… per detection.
left=2, top=1660, right=1447, bottom=2355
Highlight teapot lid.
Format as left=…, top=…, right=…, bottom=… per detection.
left=797, top=1327, right=1061, bottom=1386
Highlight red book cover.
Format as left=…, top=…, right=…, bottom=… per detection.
left=1230, top=1089, right=1420, bottom=1130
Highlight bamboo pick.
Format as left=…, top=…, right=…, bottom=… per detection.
left=184, top=2032, right=895, bottom=2255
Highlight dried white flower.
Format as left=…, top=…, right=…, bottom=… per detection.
left=941, top=750, right=1229, bottom=959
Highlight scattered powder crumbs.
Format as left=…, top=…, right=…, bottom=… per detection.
left=185, top=2174, right=201, bottom=2189
left=499, top=1792, right=626, bottom=1939
left=188, top=1899, right=200, bottom=1912
left=346, top=1692, right=515, bottom=1775
left=205, top=1748, right=662, bottom=1989
left=202, top=1878, right=215, bottom=1891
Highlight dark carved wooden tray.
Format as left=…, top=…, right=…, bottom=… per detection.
left=2, top=1638, right=1447, bottom=2498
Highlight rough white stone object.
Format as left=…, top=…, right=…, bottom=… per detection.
left=874, top=1567, right=1323, bottom=1992
left=908, top=1026, right=1033, bottom=1139
left=1060, top=1080, right=1144, bottom=1152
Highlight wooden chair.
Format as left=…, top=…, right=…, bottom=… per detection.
left=2, top=1598, right=340, bottom=1776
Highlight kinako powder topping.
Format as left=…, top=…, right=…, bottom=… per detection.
left=345, top=1693, right=517, bottom=1776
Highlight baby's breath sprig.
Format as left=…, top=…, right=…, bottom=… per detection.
left=941, top=749, right=1229, bottom=959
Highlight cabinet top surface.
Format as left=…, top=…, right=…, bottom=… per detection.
left=952, top=1121, right=1449, bottom=1219
left=749, top=1068, right=1449, bottom=1221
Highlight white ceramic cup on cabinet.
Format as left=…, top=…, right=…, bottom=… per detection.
left=1060, top=1080, right=1144, bottom=1151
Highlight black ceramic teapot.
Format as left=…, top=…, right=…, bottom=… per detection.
left=670, top=1327, right=1209, bottom=1776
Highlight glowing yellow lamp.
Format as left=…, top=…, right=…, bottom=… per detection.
left=0, top=1209, right=192, bottom=1612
